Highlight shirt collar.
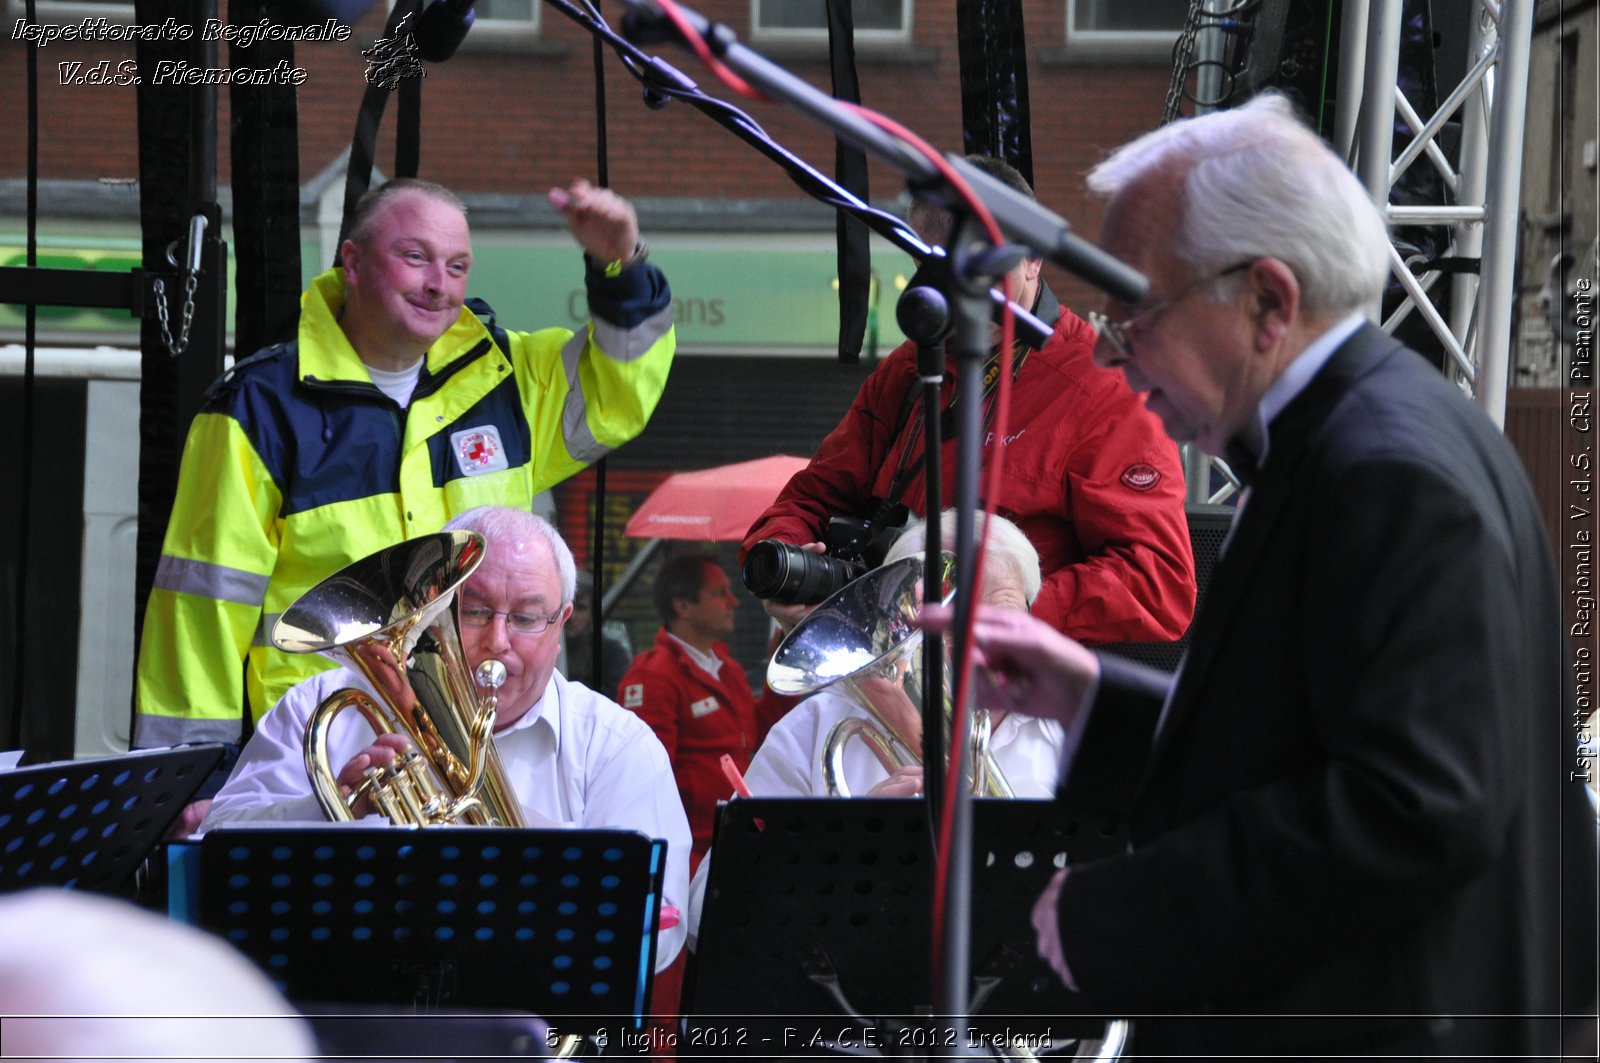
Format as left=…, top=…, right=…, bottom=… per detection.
left=1236, top=312, right=1365, bottom=466
left=498, top=672, right=561, bottom=744
left=667, top=632, right=724, bottom=679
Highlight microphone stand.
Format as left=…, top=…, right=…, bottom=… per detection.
left=895, top=268, right=951, bottom=832
left=603, top=0, right=1150, bottom=1043
left=938, top=217, right=1029, bottom=1042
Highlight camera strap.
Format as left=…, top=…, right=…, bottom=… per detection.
left=879, top=339, right=1031, bottom=516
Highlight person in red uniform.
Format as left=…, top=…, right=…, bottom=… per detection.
left=619, top=552, right=760, bottom=870
left=742, top=156, right=1196, bottom=647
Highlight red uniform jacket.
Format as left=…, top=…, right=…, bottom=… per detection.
left=619, top=629, right=760, bottom=867
left=741, top=309, right=1196, bottom=644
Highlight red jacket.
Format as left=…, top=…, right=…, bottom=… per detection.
left=619, top=629, right=760, bottom=867
left=741, top=309, right=1196, bottom=644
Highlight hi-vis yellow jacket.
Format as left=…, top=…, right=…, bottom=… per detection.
left=134, top=261, right=674, bottom=749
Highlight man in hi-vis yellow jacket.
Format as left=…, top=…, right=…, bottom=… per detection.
left=135, top=178, right=675, bottom=827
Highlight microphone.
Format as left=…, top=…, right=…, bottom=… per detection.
left=413, top=0, right=477, bottom=63
left=946, top=155, right=1148, bottom=306
left=900, top=253, right=1052, bottom=350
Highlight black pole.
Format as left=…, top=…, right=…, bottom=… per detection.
left=938, top=235, right=996, bottom=1036
left=133, top=1, right=228, bottom=746
left=897, top=278, right=951, bottom=841
left=588, top=27, right=611, bottom=688
left=8, top=0, right=41, bottom=753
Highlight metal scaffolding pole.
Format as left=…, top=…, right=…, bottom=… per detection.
left=1348, top=0, right=1535, bottom=426
left=1477, top=0, right=1535, bottom=424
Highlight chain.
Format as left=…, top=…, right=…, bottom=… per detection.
left=154, top=272, right=199, bottom=358
left=1161, top=1, right=1267, bottom=126
left=1162, top=0, right=1211, bottom=125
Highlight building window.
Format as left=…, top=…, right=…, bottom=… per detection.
left=1064, top=0, right=1189, bottom=62
left=471, top=0, right=540, bottom=35
left=751, top=0, right=912, bottom=44
left=389, top=0, right=540, bottom=51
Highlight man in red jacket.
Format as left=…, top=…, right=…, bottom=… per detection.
left=741, top=157, right=1196, bottom=647
left=619, top=552, right=761, bottom=870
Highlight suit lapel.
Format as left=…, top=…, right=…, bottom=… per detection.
left=1145, top=325, right=1404, bottom=767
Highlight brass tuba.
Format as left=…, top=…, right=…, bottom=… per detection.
left=766, top=556, right=1013, bottom=798
left=270, top=531, right=526, bottom=827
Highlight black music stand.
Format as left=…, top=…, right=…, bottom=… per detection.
left=0, top=744, right=224, bottom=896
left=688, top=798, right=1123, bottom=1055
left=196, top=826, right=665, bottom=1041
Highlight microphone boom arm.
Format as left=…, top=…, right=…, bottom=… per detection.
left=604, top=0, right=1147, bottom=306
left=539, top=0, right=1057, bottom=346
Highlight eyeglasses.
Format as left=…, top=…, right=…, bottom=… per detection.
left=458, top=605, right=561, bottom=635
left=1089, top=261, right=1253, bottom=358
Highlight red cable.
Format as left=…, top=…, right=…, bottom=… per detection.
left=652, top=19, right=1024, bottom=993
left=652, top=0, right=768, bottom=101
left=841, top=106, right=1017, bottom=982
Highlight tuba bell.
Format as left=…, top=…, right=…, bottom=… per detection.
left=766, top=556, right=1013, bottom=798
left=270, top=530, right=526, bottom=827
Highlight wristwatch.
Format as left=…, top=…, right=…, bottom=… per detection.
left=598, top=239, right=649, bottom=278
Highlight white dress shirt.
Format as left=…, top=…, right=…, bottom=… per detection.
left=201, top=667, right=693, bottom=967
left=742, top=688, right=1066, bottom=798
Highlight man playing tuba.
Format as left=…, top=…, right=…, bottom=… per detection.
left=200, top=505, right=692, bottom=970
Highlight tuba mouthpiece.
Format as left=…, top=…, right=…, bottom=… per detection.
left=475, top=659, right=507, bottom=691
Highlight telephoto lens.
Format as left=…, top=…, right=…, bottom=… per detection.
left=741, top=539, right=863, bottom=604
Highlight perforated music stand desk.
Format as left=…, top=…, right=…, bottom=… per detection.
left=197, top=826, right=665, bottom=1037
left=0, top=744, right=223, bottom=895
left=689, top=798, right=1123, bottom=1053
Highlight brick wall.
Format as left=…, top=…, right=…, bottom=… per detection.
left=0, top=1, right=1170, bottom=301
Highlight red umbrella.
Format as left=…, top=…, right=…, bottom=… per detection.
left=623, top=455, right=810, bottom=542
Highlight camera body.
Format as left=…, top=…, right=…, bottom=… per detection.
left=742, top=510, right=907, bottom=605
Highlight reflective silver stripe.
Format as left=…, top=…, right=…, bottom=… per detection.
left=561, top=306, right=673, bottom=463
left=154, top=555, right=270, bottom=607
left=133, top=713, right=243, bottom=748
left=590, top=304, right=674, bottom=364
left=561, top=330, right=611, bottom=465
left=253, top=612, right=284, bottom=648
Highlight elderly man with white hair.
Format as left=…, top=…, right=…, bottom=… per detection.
left=922, top=94, right=1597, bottom=1057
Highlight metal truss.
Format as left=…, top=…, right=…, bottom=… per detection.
left=1170, top=0, right=1535, bottom=503
left=1340, top=0, right=1534, bottom=427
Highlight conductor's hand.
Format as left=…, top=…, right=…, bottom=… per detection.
left=760, top=542, right=828, bottom=633
left=1032, top=868, right=1079, bottom=991
left=335, top=733, right=415, bottom=818
left=866, top=765, right=924, bottom=797
left=549, top=179, right=640, bottom=267
left=916, top=603, right=1099, bottom=731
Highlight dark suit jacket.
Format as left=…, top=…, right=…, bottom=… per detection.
left=1059, top=325, right=1598, bottom=1058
